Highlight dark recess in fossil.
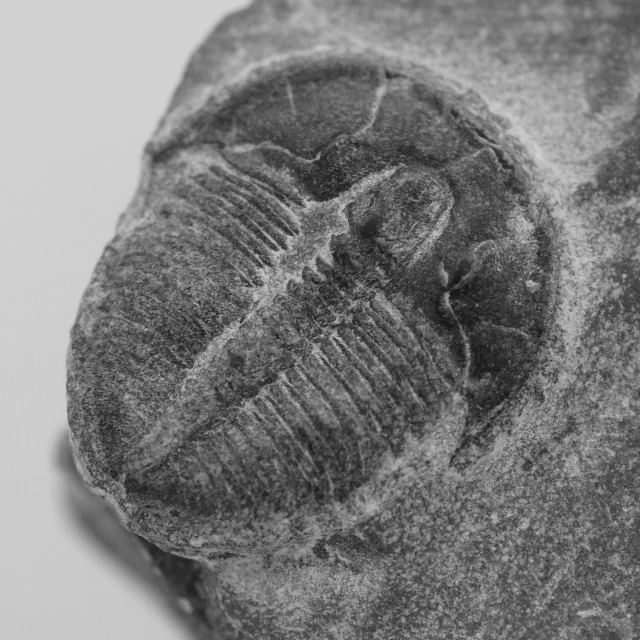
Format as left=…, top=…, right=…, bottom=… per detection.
left=68, top=56, right=554, bottom=551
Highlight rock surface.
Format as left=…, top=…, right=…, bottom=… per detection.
left=66, top=0, right=640, bottom=638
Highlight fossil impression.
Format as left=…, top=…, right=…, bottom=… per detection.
left=64, top=1, right=640, bottom=639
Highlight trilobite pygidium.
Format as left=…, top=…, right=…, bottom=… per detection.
left=69, top=56, right=553, bottom=555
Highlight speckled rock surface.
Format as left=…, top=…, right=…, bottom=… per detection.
left=66, top=1, right=640, bottom=638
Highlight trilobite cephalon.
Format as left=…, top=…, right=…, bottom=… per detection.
left=68, top=55, right=554, bottom=555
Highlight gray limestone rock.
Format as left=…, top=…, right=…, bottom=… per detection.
left=64, top=0, right=640, bottom=638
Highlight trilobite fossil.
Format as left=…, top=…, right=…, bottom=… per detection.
left=64, top=1, right=640, bottom=639
left=69, top=51, right=554, bottom=555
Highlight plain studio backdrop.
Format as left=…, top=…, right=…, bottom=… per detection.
left=0, top=1, right=248, bottom=638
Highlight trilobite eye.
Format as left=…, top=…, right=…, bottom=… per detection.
left=68, top=55, right=555, bottom=557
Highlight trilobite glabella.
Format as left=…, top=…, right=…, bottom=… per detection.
left=68, top=53, right=555, bottom=557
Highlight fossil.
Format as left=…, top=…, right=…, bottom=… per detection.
left=64, top=1, right=640, bottom=639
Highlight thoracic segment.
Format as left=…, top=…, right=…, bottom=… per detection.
left=130, top=290, right=457, bottom=513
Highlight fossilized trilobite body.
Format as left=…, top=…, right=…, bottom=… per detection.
left=68, top=54, right=554, bottom=557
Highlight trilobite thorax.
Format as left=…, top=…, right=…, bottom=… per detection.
left=68, top=55, right=554, bottom=554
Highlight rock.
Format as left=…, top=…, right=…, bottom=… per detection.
left=65, top=1, right=640, bottom=638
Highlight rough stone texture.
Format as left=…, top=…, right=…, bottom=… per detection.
left=65, top=0, right=640, bottom=638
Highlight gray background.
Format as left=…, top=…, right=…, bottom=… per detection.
left=0, top=1, right=247, bottom=637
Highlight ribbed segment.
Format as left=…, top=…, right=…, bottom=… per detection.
left=166, top=161, right=300, bottom=282
left=180, top=295, right=455, bottom=512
